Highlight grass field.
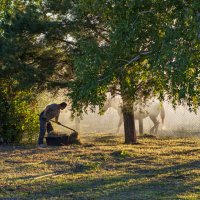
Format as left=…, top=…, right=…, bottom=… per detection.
left=0, top=133, right=200, bottom=200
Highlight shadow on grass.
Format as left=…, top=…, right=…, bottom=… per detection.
left=162, top=148, right=200, bottom=156
left=4, top=160, right=200, bottom=200
left=90, top=134, right=123, bottom=144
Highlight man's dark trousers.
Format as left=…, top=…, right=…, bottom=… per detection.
left=38, top=112, right=53, bottom=145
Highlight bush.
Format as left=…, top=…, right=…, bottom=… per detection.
left=0, top=82, right=39, bottom=144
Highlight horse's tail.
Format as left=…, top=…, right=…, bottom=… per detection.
left=160, top=103, right=165, bottom=125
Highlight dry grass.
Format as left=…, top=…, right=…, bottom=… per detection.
left=0, top=133, right=200, bottom=200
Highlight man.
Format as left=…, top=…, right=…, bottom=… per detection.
left=38, top=102, right=67, bottom=147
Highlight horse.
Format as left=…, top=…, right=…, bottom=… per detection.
left=102, top=96, right=165, bottom=135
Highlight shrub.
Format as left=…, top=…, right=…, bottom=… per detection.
left=0, top=82, right=39, bottom=144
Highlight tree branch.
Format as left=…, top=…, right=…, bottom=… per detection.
left=97, top=51, right=153, bottom=83
left=52, top=37, right=78, bottom=48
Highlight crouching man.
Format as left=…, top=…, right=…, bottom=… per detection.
left=38, top=102, right=67, bottom=147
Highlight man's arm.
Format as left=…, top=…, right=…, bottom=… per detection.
left=55, top=115, right=59, bottom=123
left=55, top=110, right=60, bottom=124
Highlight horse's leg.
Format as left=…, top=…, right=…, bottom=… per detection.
left=149, top=115, right=159, bottom=134
left=138, top=119, right=143, bottom=135
left=154, top=123, right=159, bottom=134
left=116, top=113, right=123, bottom=133
left=75, top=114, right=81, bottom=132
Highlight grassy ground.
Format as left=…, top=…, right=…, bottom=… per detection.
left=0, top=133, right=200, bottom=200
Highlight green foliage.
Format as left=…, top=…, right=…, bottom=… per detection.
left=1, top=0, right=199, bottom=109
left=0, top=80, right=39, bottom=143
left=69, top=0, right=200, bottom=110
left=0, top=0, right=71, bottom=91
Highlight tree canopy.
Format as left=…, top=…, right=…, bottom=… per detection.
left=69, top=0, right=200, bottom=110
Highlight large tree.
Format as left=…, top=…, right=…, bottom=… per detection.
left=68, top=0, right=200, bottom=143
left=1, top=0, right=200, bottom=143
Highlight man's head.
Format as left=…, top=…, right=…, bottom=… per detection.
left=59, top=102, right=67, bottom=110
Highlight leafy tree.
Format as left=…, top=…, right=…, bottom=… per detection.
left=1, top=0, right=200, bottom=143
left=67, top=0, right=200, bottom=143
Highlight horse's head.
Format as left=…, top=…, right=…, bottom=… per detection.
left=101, top=98, right=112, bottom=112
left=101, top=95, right=122, bottom=112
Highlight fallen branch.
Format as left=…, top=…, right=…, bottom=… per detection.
left=33, top=171, right=68, bottom=180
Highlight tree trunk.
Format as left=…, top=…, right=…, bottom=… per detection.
left=123, top=105, right=137, bottom=144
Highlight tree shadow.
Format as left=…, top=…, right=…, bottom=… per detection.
left=4, top=160, right=199, bottom=199
left=162, top=148, right=200, bottom=156
left=89, top=134, right=123, bottom=145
